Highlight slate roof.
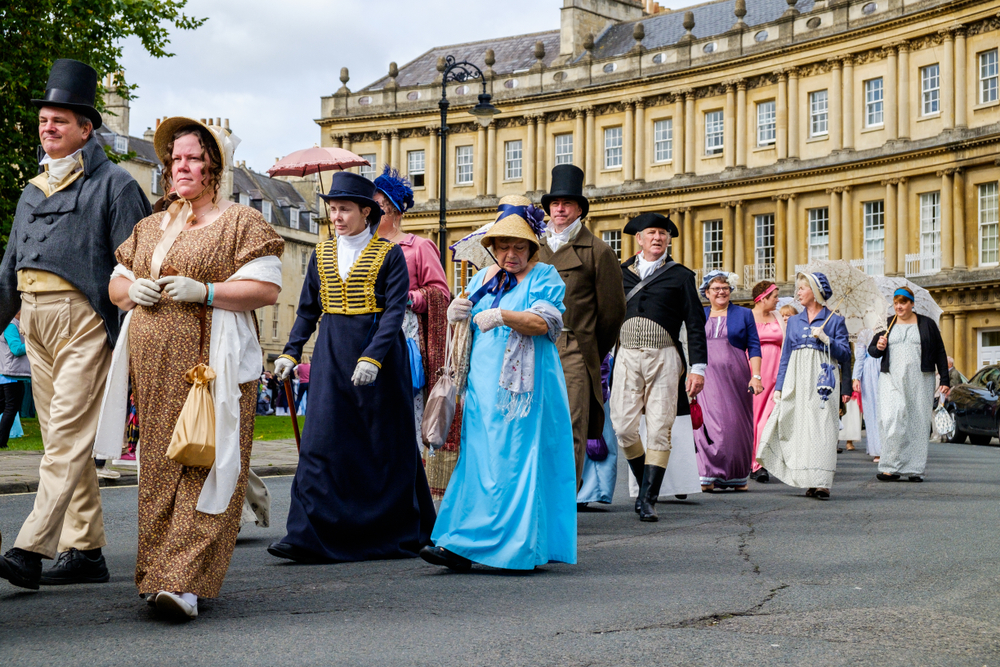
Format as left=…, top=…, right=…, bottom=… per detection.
left=584, top=0, right=816, bottom=60
left=95, top=132, right=160, bottom=165
left=362, top=30, right=561, bottom=91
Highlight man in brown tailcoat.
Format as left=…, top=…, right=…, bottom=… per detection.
left=539, top=165, right=626, bottom=489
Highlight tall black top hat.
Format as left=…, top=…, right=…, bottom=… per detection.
left=319, top=171, right=383, bottom=227
left=541, top=164, right=589, bottom=219
left=31, top=59, right=103, bottom=130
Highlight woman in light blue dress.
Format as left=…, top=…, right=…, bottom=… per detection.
left=852, top=332, right=882, bottom=460
left=421, top=208, right=577, bottom=572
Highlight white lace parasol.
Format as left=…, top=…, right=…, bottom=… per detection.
left=449, top=220, right=497, bottom=270
left=798, top=260, right=887, bottom=335
left=872, top=276, right=942, bottom=325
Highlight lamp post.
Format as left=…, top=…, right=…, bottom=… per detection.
left=437, top=55, right=500, bottom=267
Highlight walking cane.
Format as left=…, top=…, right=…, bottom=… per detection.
left=284, top=378, right=301, bottom=452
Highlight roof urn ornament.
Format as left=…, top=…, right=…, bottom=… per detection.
left=679, top=11, right=695, bottom=43
left=583, top=32, right=595, bottom=61
left=484, top=48, right=496, bottom=80
left=336, top=67, right=350, bottom=95
left=531, top=41, right=546, bottom=73
left=632, top=22, right=646, bottom=53
left=733, top=0, right=748, bottom=30
left=784, top=0, right=800, bottom=17
left=386, top=61, right=399, bottom=90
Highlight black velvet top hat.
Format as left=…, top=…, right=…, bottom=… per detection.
left=541, top=164, right=589, bottom=219
left=624, top=212, right=679, bottom=238
left=31, top=59, right=103, bottom=130
left=319, top=171, right=383, bottom=227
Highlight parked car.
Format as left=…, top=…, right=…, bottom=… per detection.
left=945, top=365, right=1000, bottom=445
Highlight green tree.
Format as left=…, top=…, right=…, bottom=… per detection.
left=0, top=0, right=206, bottom=247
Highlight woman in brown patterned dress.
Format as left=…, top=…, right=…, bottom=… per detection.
left=106, top=117, right=282, bottom=619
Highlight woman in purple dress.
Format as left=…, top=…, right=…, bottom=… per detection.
left=694, top=271, right=763, bottom=491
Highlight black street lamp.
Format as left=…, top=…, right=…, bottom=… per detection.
left=437, top=55, right=500, bottom=267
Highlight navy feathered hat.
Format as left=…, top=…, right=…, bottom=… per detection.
left=373, top=165, right=415, bottom=214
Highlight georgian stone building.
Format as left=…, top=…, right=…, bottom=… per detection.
left=317, top=0, right=1000, bottom=376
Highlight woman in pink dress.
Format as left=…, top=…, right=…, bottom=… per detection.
left=750, top=281, right=783, bottom=484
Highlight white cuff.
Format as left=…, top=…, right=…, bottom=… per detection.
left=690, top=363, right=707, bottom=377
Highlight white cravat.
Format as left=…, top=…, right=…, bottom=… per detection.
left=637, top=254, right=663, bottom=280
left=546, top=217, right=582, bottom=253
left=337, top=228, right=374, bottom=281
left=40, top=148, right=84, bottom=191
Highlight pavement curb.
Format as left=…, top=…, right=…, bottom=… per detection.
left=0, top=464, right=297, bottom=495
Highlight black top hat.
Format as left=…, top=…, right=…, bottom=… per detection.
left=541, top=164, right=589, bottom=219
left=319, top=171, right=383, bottom=227
left=624, top=212, right=679, bottom=238
left=31, top=59, right=103, bottom=130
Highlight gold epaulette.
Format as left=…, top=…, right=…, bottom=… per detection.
left=316, top=236, right=394, bottom=315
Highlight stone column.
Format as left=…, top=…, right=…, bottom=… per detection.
left=475, top=125, right=487, bottom=197
left=525, top=115, right=537, bottom=192
left=955, top=27, right=968, bottom=128
left=941, top=313, right=955, bottom=362
left=684, top=90, right=696, bottom=174
left=897, top=43, right=910, bottom=139
left=955, top=312, right=967, bottom=374
left=682, top=208, right=694, bottom=266
left=787, top=194, right=798, bottom=281
left=634, top=100, right=646, bottom=181
left=340, top=134, right=353, bottom=172
left=776, top=71, right=788, bottom=159
left=842, top=186, right=853, bottom=261
left=885, top=180, right=898, bottom=274
left=736, top=81, right=748, bottom=167
left=380, top=131, right=390, bottom=170
left=954, top=169, right=967, bottom=269
left=425, top=125, right=438, bottom=200
left=573, top=108, right=585, bottom=170
left=486, top=122, right=497, bottom=196
left=734, top=200, right=745, bottom=279
left=829, top=59, right=843, bottom=151
left=940, top=170, right=954, bottom=270
left=390, top=131, right=401, bottom=171
left=585, top=106, right=596, bottom=186
left=841, top=58, right=854, bottom=150
left=942, top=30, right=955, bottom=129
left=829, top=188, right=842, bottom=260
left=623, top=102, right=635, bottom=181
left=775, top=195, right=787, bottom=282
left=674, top=93, right=686, bottom=174
left=724, top=84, right=736, bottom=169
left=885, top=46, right=898, bottom=141
left=787, top=69, right=800, bottom=159
left=897, top=177, right=909, bottom=271
left=536, top=115, right=548, bottom=190
left=722, top=202, right=734, bottom=272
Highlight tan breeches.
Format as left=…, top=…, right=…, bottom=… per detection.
left=15, top=290, right=110, bottom=558
left=610, top=346, right=682, bottom=469
left=555, top=332, right=591, bottom=489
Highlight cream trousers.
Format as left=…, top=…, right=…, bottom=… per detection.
left=610, top=345, right=682, bottom=469
left=15, top=290, right=110, bottom=558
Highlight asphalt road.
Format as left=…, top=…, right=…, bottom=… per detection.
left=2, top=441, right=999, bottom=666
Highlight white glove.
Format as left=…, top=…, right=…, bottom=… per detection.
left=811, top=326, right=830, bottom=344
left=772, top=391, right=781, bottom=403
left=274, top=357, right=295, bottom=382
left=447, top=298, right=473, bottom=322
left=157, top=275, right=207, bottom=303
left=352, top=360, right=379, bottom=386
left=128, top=278, right=162, bottom=307
left=473, top=308, right=504, bottom=332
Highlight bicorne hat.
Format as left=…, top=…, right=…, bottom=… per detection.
left=541, top=164, right=589, bottom=219
left=320, top=171, right=383, bottom=227
left=31, top=59, right=103, bottom=130
left=624, top=212, right=679, bottom=238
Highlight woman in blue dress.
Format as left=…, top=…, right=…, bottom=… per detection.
left=421, top=207, right=577, bottom=572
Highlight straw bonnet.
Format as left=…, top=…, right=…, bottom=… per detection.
left=154, top=116, right=228, bottom=168
left=479, top=195, right=543, bottom=255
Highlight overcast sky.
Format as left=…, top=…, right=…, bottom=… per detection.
left=121, top=0, right=687, bottom=173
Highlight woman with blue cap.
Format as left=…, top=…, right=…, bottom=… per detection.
left=868, top=287, right=949, bottom=482
left=757, top=272, right=851, bottom=500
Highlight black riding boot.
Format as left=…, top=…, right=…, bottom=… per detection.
left=626, top=454, right=645, bottom=514
left=638, top=465, right=666, bottom=522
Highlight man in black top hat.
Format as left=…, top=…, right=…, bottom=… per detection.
left=0, top=59, right=151, bottom=590
left=609, top=212, right=707, bottom=522
left=539, top=164, right=626, bottom=490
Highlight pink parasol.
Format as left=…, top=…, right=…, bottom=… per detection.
left=266, top=146, right=370, bottom=194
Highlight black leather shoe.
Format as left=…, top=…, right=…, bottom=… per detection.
left=267, top=541, right=336, bottom=564
left=0, top=548, right=42, bottom=590
left=756, top=469, right=770, bottom=484
left=419, top=545, right=472, bottom=572
left=638, top=465, right=666, bottom=522
left=626, top=454, right=645, bottom=514
left=39, top=548, right=110, bottom=585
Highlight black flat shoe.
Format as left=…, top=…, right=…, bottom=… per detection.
left=814, top=489, right=830, bottom=500
left=756, top=469, right=770, bottom=484
left=908, top=476, right=923, bottom=483
left=877, top=473, right=901, bottom=482
left=39, top=548, right=110, bottom=585
left=0, top=548, right=42, bottom=590
left=674, top=494, right=687, bottom=500
left=419, top=546, right=472, bottom=572
left=267, top=541, right=336, bottom=564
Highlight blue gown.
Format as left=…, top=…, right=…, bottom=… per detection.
left=432, top=263, right=577, bottom=570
